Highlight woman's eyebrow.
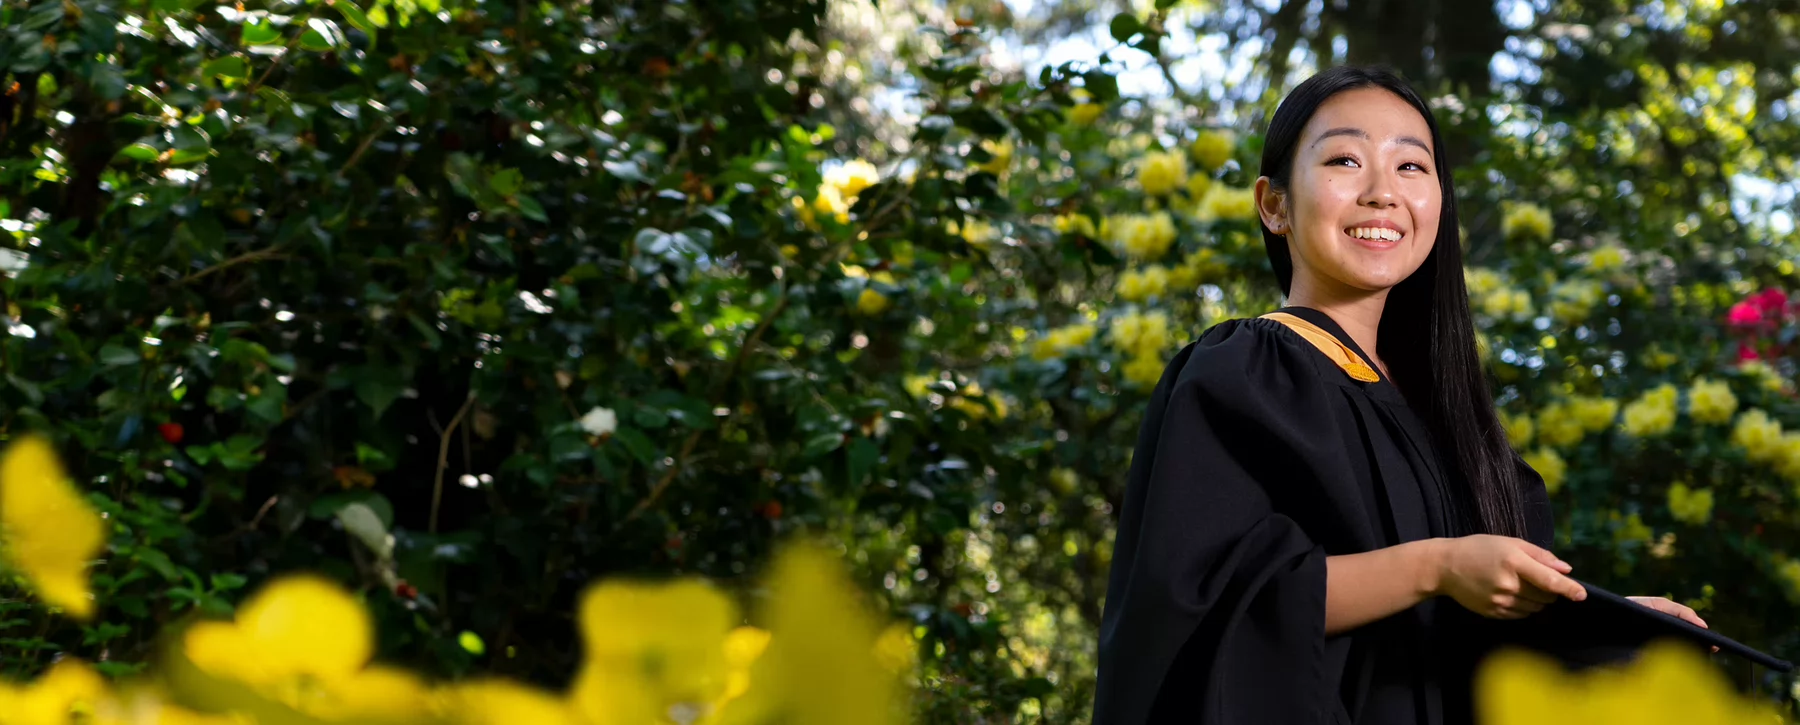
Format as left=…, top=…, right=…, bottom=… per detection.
left=1310, top=127, right=1435, bottom=156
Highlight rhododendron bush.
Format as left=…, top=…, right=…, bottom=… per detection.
left=3, top=0, right=1800, bottom=721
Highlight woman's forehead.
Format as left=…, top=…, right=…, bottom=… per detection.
left=1299, top=88, right=1434, bottom=153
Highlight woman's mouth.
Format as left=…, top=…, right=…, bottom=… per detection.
left=1344, top=226, right=1404, bottom=246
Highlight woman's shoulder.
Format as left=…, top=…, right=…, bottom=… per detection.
left=1167, top=315, right=1335, bottom=392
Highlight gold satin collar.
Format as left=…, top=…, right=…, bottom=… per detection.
left=1258, top=312, right=1382, bottom=383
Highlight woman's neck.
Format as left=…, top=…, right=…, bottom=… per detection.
left=1286, top=280, right=1391, bottom=376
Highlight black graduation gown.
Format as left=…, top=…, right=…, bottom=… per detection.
left=1093, top=307, right=1556, bottom=725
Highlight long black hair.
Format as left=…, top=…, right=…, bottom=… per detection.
left=1257, top=65, right=1528, bottom=539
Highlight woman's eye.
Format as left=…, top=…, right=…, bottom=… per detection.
left=1400, top=162, right=1427, bottom=172
left=1327, top=156, right=1359, bottom=167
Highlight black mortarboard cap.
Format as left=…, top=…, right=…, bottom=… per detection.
left=1520, top=579, right=1792, bottom=673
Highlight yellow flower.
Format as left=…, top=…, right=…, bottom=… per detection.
left=1480, top=286, right=1535, bottom=321
left=0, top=659, right=110, bottom=725
left=1115, top=265, right=1170, bottom=302
left=1196, top=186, right=1257, bottom=223
left=1499, top=411, right=1534, bottom=449
left=180, top=575, right=429, bottom=722
left=1501, top=202, right=1553, bottom=243
left=1587, top=245, right=1627, bottom=273
left=1053, top=213, right=1097, bottom=238
left=1476, top=641, right=1780, bottom=724
left=1184, top=173, right=1213, bottom=205
left=1666, top=482, right=1714, bottom=525
left=902, top=375, right=936, bottom=399
left=975, top=138, right=1013, bottom=175
left=435, top=679, right=576, bottom=725
left=1736, top=359, right=1790, bottom=393
left=1104, top=212, right=1178, bottom=261
left=716, top=544, right=904, bottom=725
left=1686, top=377, right=1737, bottom=425
left=824, top=159, right=879, bottom=199
left=1029, top=323, right=1097, bottom=361
left=1569, top=396, right=1620, bottom=433
left=1731, top=409, right=1785, bottom=462
left=949, top=218, right=1000, bottom=249
left=811, top=185, right=851, bottom=225
left=1523, top=448, right=1566, bottom=494
left=1776, top=433, right=1800, bottom=484
left=1612, top=511, right=1653, bottom=545
left=1048, top=468, right=1079, bottom=495
left=1534, top=402, right=1586, bottom=448
left=1121, top=354, right=1166, bottom=388
left=1067, top=101, right=1103, bottom=126
left=1621, top=385, right=1678, bottom=438
left=1779, top=559, right=1800, bottom=602
left=1464, top=267, right=1505, bottom=297
left=571, top=579, right=749, bottom=725
left=948, top=389, right=1009, bottom=421
left=0, top=435, right=105, bottom=619
left=1135, top=151, right=1188, bottom=196
left=1189, top=130, right=1235, bottom=172
left=855, top=288, right=890, bottom=316
left=1108, top=310, right=1173, bottom=359
left=1549, top=280, right=1603, bottom=325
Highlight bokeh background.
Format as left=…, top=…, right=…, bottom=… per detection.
left=2, top=0, right=1799, bottom=721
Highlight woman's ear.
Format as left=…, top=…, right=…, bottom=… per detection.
left=1254, top=176, right=1288, bottom=235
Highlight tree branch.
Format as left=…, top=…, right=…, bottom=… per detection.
left=179, top=246, right=291, bottom=285
left=429, top=394, right=477, bottom=533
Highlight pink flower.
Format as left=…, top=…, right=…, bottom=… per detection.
left=1727, top=301, right=1764, bottom=327
left=1750, top=288, right=1790, bottom=315
left=1737, top=341, right=1761, bottom=363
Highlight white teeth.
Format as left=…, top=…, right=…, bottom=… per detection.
left=1349, top=227, right=1402, bottom=241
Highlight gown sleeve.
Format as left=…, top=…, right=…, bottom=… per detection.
left=1093, top=319, right=1360, bottom=725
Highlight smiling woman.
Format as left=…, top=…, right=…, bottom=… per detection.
left=1090, top=66, right=1728, bottom=725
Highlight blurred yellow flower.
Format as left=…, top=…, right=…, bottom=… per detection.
left=1476, top=641, right=1779, bottom=725
left=1523, top=448, right=1566, bottom=494
left=0, top=659, right=110, bottom=725
left=1686, top=378, right=1737, bottom=425
left=182, top=575, right=429, bottom=721
left=1189, top=130, right=1235, bottom=172
left=1549, top=280, right=1603, bottom=325
left=1184, top=173, right=1213, bottom=205
left=1053, top=213, right=1097, bottom=238
left=1048, top=468, right=1079, bottom=495
left=1104, top=212, right=1177, bottom=261
left=571, top=579, right=749, bottom=725
left=1068, top=101, right=1103, bottom=126
left=1167, top=250, right=1225, bottom=292
left=1479, top=286, right=1534, bottom=321
left=1115, top=265, right=1170, bottom=302
left=1196, top=186, right=1257, bottom=223
left=1569, top=396, right=1620, bottom=433
left=1029, top=322, right=1097, bottom=362
left=1499, top=411, right=1534, bottom=449
left=902, top=374, right=935, bottom=399
left=810, top=185, right=851, bottom=225
left=1121, top=354, right=1166, bottom=388
left=435, top=679, right=576, bottom=725
left=1612, top=511, right=1653, bottom=545
left=1535, top=403, right=1585, bottom=448
left=0, top=435, right=105, bottom=619
left=1502, top=202, right=1553, bottom=243
left=824, top=159, right=879, bottom=199
left=1666, top=482, right=1714, bottom=525
left=1779, top=559, right=1800, bottom=602
left=949, top=218, right=1000, bottom=249
left=1776, top=433, right=1800, bottom=484
left=1736, top=360, right=1789, bottom=393
left=1587, top=245, right=1627, bottom=273
left=716, top=544, right=904, bottom=725
left=856, top=289, right=890, bottom=316
left=975, top=138, right=1013, bottom=175
left=1135, top=151, right=1187, bottom=196
left=1464, top=267, right=1505, bottom=296
left=1731, top=409, right=1784, bottom=463
left=1108, top=310, right=1173, bottom=359
left=1621, top=385, right=1678, bottom=438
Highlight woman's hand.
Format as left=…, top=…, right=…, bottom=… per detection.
left=1627, top=596, right=1720, bottom=652
left=1432, top=535, right=1588, bottom=619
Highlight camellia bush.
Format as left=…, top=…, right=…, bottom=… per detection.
left=3, top=0, right=1800, bottom=722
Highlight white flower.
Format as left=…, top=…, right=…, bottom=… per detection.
left=579, top=406, right=618, bottom=437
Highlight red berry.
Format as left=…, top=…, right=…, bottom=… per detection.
left=395, top=581, right=418, bottom=600
left=761, top=501, right=784, bottom=520
left=158, top=422, right=184, bottom=444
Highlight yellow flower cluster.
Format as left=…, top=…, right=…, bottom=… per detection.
left=1499, top=411, right=1534, bottom=448
left=1587, top=244, right=1627, bottom=273
left=1476, top=641, right=1781, bottom=724
left=1523, top=447, right=1567, bottom=494
left=1620, top=384, right=1678, bottom=438
left=1465, top=267, right=1505, bottom=297
left=843, top=264, right=899, bottom=317
left=1115, top=265, right=1169, bottom=302
left=1165, top=249, right=1225, bottom=292
left=0, top=659, right=232, bottom=725
left=1067, top=90, right=1103, bottom=126
left=1530, top=397, right=1616, bottom=449
left=1053, top=213, right=1098, bottom=238
left=1110, top=310, right=1175, bottom=388
left=1501, top=202, right=1553, bottom=243
left=1104, top=211, right=1177, bottom=261
left=1029, top=322, right=1097, bottom=362
left=1478, top=285, right=1534, bottom=321
left=947, top=381, right=1010, bottom=421
left=948, top=217, right=1000, bottom=249
left=1737, top=360, right=1791, bottom=393
left=1189, top=130, right=1235, bottom=173
left=1731, top=409, right=1785, bottom=462
left=1135, top=150, right=1187, bottom=196
left=1548, top=279, right=1603, bottom=325
left=824, top=159, right=880, bottom=199
left=1611, top=511, right=1654, bottom=545
left=1685, top=377, right=1737, bottom=425
left=1193, top=186, right=1257, bottom=223
left=0, top=435, right=105, bottom=619
left=1779, top=559, right=1800, bottom=602
left=1666, top=482, right=1714, bottom=525
left=976, top=138, right=1013, bottom=175
left=794, top=158, right=881, bottom=227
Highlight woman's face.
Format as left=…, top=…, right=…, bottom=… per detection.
left=1257, top=87, right=1442, bottom=295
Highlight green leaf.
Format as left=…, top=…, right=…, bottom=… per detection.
left=354, top=366, right=406, bottom=419
left=1083, top=71, right=1120, bottom=103
left=241, top=20, right=282, bottom=46
left=299, top=19, right=345, bottom=51
left=185, top=445, right=215, bottom=465
left=246, top=385, right=287, bottom=424
left=116, top=143, right=160, bottom=162
left=489, top=168, right=524, bottom=197
left=98, top=344, right=139, bottom=366
left=209, top=573, right=248, bottom=592
left=515, top=195, right=548, bottom=222
left=335, top=1, right=378, bottom=48
left=1108, top=13, right=1143, bottom=43
left=7, top=375, right=43, bottom=406
left=133, top=548, right=182, bottom=582
left=202, top=56, right=249, bottom=85
left=847, top=437, right=879, bottom=487
left=458, top=631, right=486, bottom=656
left=1155, top=0, right=1180, bottom=9
left=802, top=431, right=844, bottom=459
left=610, top=427, right=658, bottom=466
left=170, top=125, right=211, bottom=152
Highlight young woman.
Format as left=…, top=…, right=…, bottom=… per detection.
left=1092, top=66, right=1709, bottom=725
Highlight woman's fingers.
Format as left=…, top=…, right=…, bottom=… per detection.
left=1515, top=582, right=1558, bottom=606
left=1628, top=596, right=1709, bottom=628
left=1517, top=558, right=1588, bottom=602
left=1516, top=540, right=1574, bottom=574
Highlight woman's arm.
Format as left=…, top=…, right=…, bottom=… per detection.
left=1326, top=536, right=1588, bottom=636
